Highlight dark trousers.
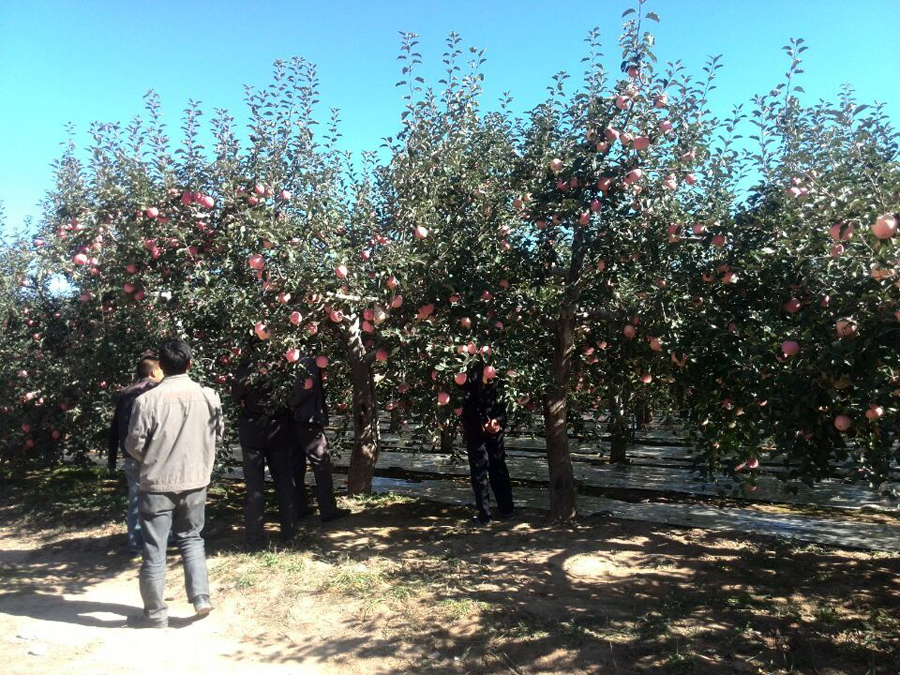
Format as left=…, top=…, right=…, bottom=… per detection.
left=293, top=423, right=337, bottom=517
left=240, top=417, right=296, bottom=545
left=139, top=487, right=209, bottom=622
left=465, top=431, right=514, bottom=520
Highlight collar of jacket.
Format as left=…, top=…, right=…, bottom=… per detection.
left=161, top=374, right=191, bottom=382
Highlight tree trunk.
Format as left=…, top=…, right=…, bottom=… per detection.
left=440, top=425, right=455, bottom=455
left=389, top=407, right=402, bottom=433
left=543, top=306, right=577, bottom=522
left=346, top=318, right=380, bottom=494
left=608, top=388, right=631, bottom=464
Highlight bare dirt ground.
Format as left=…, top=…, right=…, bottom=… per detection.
left=1, top=466, right=899, bottom=674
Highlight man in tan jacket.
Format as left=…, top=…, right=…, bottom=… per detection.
left=125, top=338, right=224, bottom=628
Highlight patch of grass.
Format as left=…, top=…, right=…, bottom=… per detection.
left=0, top=465, right=125, bottom=528
left=637, top=593, right=693, bottom=639
left=813, top=603, right=840, bottom=627
left=344, top=491, right=415, bottom=508
left=772, top=599, right=804, bottom=623
left=327, top=564, right=387, bottom=598
left=437, top=597, right=491, bottom=619
left=664, top=645, right=698, bottom=674
left=234, top=571, right=258, bottom=589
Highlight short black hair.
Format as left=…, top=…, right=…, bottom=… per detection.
left=158, top=339, right=192, bottom=375
left=136, top=356, right=159, bottom=378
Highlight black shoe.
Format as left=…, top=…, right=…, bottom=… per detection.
left=469, top=515, right=492, bottom=527
left=497, top=510, right=517, bottom=521
left=192, top=594, right=214, bottom=617
left=320, top=507, right=351, bottom=523
left=127, top=614, right=167, bottom=629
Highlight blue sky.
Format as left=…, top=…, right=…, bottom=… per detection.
left=2, top=0, right=898, bottom=235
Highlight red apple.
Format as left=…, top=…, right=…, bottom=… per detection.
left=414, top=225, right=429, bottom=240
left=865, top=405, right=884, bottom=420
left=829, top=222, right=854, bottom=241
left=835, top=318, right=857, bottom=338
left=784, top=298, right=802, bottom=313
left=834, top=414, right=852, bottom=432
left=872, top=213, right=897, bottom=239
left=632, top=136, right=650, bottom=151
left=780, top=340, right=799, bottom=357
left=437, top=391, right=450, bottom=406
left=285, top=349, right=301, bottom=363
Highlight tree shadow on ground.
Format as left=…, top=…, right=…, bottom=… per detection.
left=224, top=500, right=900, bottom=674
left=2, top=467, right=899, bottom=673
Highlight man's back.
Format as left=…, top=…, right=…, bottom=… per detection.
left=125, top=374, right=223, bottom=493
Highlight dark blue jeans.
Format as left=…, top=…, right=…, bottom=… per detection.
left=123, top=457, right=143, bottom=553
left=139, top=487, right=210, bottom=622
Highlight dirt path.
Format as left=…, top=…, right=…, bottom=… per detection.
left=0, top=525, right=330, bottom=675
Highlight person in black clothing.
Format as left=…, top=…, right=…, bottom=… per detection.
left=290, top=356, right=350, bottom=523
left=459, top=363, right=515, bottom=525
left=231, top=357, right=297, bottom=548
left=108, top=355, right=163, bottom=554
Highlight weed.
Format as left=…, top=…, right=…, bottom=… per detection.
left=665, top=645, right=698, bottom=674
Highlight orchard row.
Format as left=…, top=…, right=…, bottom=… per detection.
left=1, top=13, right=897, bottom=519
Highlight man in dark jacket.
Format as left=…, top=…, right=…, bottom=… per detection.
left=460, top=363, right=515, bottom=525
left=108, top=355, right=163, bottom=554
left=290, top=356, right=349, bottom=522
left=232, top=357, right=297, bottom=549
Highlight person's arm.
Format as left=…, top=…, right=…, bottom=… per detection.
left=230, top=363, right=250, bottom=406
left=212, top=390, right=225, bottom=445
left=491, top=393, right=508, bottom=429
left=107, top=401, right=120, bottom=471
left=124, top=396, right=150, bottom=462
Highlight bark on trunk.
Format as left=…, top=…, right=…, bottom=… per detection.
left=346, top=319, right=380, bottom=494
left=543, top=306, right=577, bottom=522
